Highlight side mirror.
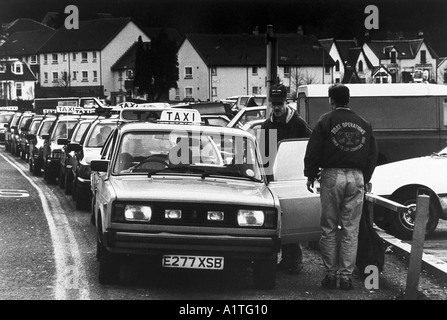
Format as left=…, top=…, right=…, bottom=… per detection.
left=57, top=138, right=69, bottom=146
left=42, top=134, right=50, bottom=140
left=91, top=159, right=109, bottom=172
left=66, top=143, right=82, bottom=153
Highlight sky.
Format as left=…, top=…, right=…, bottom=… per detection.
left=1, top=0, right=447, bottom=55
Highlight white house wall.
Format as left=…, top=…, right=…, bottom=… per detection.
left=329, top=44, right=344, bottom=83
left=38, top=21, right=149, bottom=97
left=101, top=22, right=150, bottom=96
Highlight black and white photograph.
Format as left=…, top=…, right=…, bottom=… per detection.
left=0, top=0, right=447, bottom=308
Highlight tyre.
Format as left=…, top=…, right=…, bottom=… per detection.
left=65, top=171, right=73, bottom=195
left=390, top=189, right=440, bottom=240
left=72, top=179, right=78, bottom=201
left=98, top=237, right=120, bottom=284
left=32, top=159, right=41, bottom=176
left=59, top=168, right=65, bottom=189
left=253, top=257, right=276, bottom=290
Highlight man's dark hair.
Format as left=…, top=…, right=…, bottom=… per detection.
left=328, top=83, right=350, bottom=106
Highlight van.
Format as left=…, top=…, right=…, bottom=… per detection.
left=297, top=83, right=447, bottom=164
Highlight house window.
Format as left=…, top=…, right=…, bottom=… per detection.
left=390, top=51, right=397, bottom=63
left=420, top=50, right=427, bottom=64
left=62, top=53, right=67, bottom=61
left=44, top=72, right=48, bottom=83
left=212, top=87, right=217, bottom=96
left=44, top=54, right=48, bottom=64
left=335, top=78, right=340, bottom=83
left=52, top=54, right=58, bottom=64
left=52, top=72, right=58, bottom=83
left=175, top=88, right=180, bottom=100
left=81, top=52, right=88, bottom=62
left=72, top=71, right=77, bottom=80
left=284, top=66, right=290, bottom=77
left=61, top=71, right=68, bottom=81
left=93, top=71, right=98, bottom=82
left=92, top=52, right=97, bottom=62
left=185, top=87, right=193, bottom=97
left=335, top=60, right=340, bottom=72
left=13, top=63, right=22, bottom=74
left=82, top=71, right=88, bottom=82
left=252, top=86, right=260, bottom=95
left=252, top=66, right=258, bottom=75
left=118, top=71, right=123, bottom=81
left=30, top=55, right=37, bottom=64
left=15, top=83, right=22, bottom=97
left=185, top=67, right=193, bottom=79
left=325, top=65, right=331, bottom=74
left=126, top=70, right=133, bottom=79
left=72, top=52, right=77, bottom=61
left=0, top=64, right=5, bottom=73
left=210, top=67, right=217, bottom=76
left=358, top=60, right=363, bottom=72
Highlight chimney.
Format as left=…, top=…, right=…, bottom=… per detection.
left=364, top=30, right=370, bottom=43
left=418, top=30, right=424, bottom=38
left=297, top=25, right=303, bottom=35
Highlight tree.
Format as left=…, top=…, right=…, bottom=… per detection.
left=133, top=30, right=179, bottom=102
left=133, top=36, right=151, bottom=96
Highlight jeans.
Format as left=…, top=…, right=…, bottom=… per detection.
left=319, top=168, right=364, bottom=280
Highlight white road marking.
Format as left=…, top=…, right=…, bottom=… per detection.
left=0, top=153, right=90, bottom=300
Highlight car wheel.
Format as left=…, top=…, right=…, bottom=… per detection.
left=72, top=179, right=78, bottom=201
left=390, top=189, right=440, bottom=240
left=59, top=168, right=65, bottom=189
left=253, top=256, right=276, bottom=290
left=90, top=195, right=96, bottom=226
left=65, top=172, right=73, bottom=195
left=98, top=237, right=120, bottom=284
left=32, top=160, right=41, bottom=176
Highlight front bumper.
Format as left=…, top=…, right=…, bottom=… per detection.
left=103, top=230, right=280, bottom=259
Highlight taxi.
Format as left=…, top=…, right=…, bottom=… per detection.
left=90, top=108, right=321, bottom=288
left=0, top=110, right=16, bottom=144
left=19, top=114, right=44, bottom=161
left=27, top=114, right=56, bottom=175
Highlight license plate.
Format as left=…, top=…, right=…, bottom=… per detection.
left=162, top=255, right=224, bottom=270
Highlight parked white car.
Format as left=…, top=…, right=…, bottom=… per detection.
left=370, top=147, right=447, bottom=240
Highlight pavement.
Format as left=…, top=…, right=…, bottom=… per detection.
left=288, top=229, right=447, bottom=301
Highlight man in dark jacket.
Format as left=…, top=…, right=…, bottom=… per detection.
left=304, top=83, right=378, bottom=290
left=259, top=83, right=312, bottom=275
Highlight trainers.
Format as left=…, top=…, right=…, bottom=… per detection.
left=321, top=275, right=337, bottom=289
left=287, top=263, right=303, bottom=275
left=339, top=278, right=353, bottom=291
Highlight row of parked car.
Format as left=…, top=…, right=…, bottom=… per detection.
left=0, top=108, right=119, bottom=212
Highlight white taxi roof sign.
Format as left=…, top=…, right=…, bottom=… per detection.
left=119, top=107, right=167, bottom=121
left=160, top=109, right=201, bottom=124
left=56, top=106, right=95, bottom=114
left=0, top=106, right=18, bottom=111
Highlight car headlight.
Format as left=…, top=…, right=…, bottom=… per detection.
left=113, top=203, right=152, bottom=222
left=237, top=209, right=265, bottom=227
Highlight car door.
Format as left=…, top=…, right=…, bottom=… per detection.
left=267, top=138, right=321, bottom=244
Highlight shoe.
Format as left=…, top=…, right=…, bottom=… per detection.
left=321, top=275, right=337, bottom=289
left=287, top=263, right=303, bottom=275
left=339, top=278, right=353, bottom=291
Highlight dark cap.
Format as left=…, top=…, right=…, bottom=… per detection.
left=269, top=84, right=287, bottom=102
left=328, top=83, right=350, bottom=106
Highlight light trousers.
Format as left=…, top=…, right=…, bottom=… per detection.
left=319, top=168, right=364, bottom=280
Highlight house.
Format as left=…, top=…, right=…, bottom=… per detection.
left=171, top=33, right=335, bottom=102
left=0, top=58, right=37, bottom=105
left=35, top=17, right=150, bottom=101
left=362, top=38, right=439, bottom=83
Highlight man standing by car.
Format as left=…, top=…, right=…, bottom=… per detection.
left=304, top=83, right=378, bottom=290
left=259, top=83, right=312, bottom=275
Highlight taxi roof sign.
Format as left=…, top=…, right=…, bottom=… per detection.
left=160, top=109, right=201, bottom=124
left=119, top=107, right=167, bottom=122
left=0, top=106, right=18, bottom=111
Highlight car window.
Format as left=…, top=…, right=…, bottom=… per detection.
left=71, top=122, right=92, bottom=143
left=37, top=119, right=55, bottom=137
left=29, top=120, right=42, bottom=134
left=0, top=114, right=13, bottom=123
left=113, top=130, right=262, bottom=181
left=87, top=123, right=115, bottom=147
left=273, top=140, right=308, bottom=181
left=51, top=120, right=78, bottom=141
